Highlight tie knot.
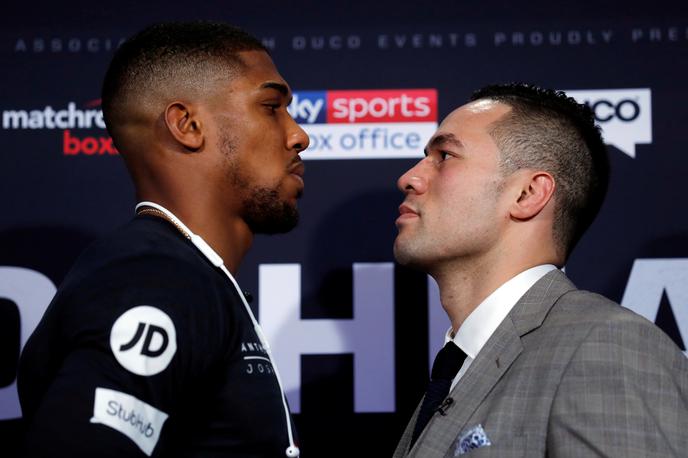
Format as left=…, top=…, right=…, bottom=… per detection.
left=431, top=341, right=466, bottom=381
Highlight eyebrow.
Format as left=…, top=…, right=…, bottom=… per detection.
left=260, top=81, right=290, bottom=96
left=424, top=133, right=464, bottom=156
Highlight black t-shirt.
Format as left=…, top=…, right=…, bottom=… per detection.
left=18, top=215, right=297, bottom=457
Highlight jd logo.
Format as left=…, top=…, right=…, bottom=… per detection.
left=110, top=306, right=177, bottom=376
left=119, top=322, right=169, bottom=357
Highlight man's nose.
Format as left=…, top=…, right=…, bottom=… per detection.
left=287, top=118, right=310, bottom=153
left=397, top=160, right=428, bottom=194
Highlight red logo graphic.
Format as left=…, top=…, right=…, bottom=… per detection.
left=63, top=130, right=118, bottom=156
left=327, top=89, right=437, bottom=124
left=62, top=99, right=118, bottom=156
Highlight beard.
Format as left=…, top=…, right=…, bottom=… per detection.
left=219, top=128, right=300, bottom=235
left=242, top=185, right=299, bottom=234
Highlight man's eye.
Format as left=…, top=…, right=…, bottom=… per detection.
left=439, top=151, right=451, bottom=161
left=264, top=104, right=280, bottom=113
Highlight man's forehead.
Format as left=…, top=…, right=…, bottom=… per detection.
left=236, top=50, right=290, bottom=94
left=436, top=100, right=511, bottom=132
left=463, top=98, right=507, bottom=114
left=424, top=100, right=511, bottom=153
left=448, top=99, right=509, bottom=120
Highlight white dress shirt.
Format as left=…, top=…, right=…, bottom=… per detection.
left=445, top=264, right=558, bottom=390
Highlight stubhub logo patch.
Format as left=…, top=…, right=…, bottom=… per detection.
left=289, top=89, right=437, bottom=159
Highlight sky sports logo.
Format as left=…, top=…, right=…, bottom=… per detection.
left=287, top=89, right=437, bottom=159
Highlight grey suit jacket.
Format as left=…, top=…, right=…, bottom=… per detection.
left=394, top=269, right=688, bottom=457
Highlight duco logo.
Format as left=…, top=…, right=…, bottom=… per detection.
left=110, top=306, right=177, bottom=376
left=565, top=88, right=652, bottom=159
left=588, top=99, right=640, bottom=122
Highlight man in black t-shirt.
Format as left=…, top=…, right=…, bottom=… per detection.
left=18, top=21, right=309, bottom=457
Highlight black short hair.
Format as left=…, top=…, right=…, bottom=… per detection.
left=470, top=83, right=610, bottom=260
left=101, top=21, right=267, bottom=138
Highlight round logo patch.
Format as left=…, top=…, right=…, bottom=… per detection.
left=110, top=305, right=177, bottom=376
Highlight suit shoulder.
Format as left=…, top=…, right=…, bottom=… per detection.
left=549, top=289, right=686, bottom=366
left=550, top=288, right=647, bottom=326
left=546, top=295, right=688, bottom=456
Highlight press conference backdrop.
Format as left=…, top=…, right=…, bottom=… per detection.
left=2, top=1, right=687, bottom=456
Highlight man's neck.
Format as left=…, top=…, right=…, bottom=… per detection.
left=191, top=215, right=253, bottom=275
left=432, top=257, right=544, bottom=333
left=137, top=197, right=253, bottom=275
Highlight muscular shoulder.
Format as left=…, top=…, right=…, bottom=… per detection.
left=62, top=216, right=218, bottom=289
left=59, top=217, right=230, bottom=304
left=35, top=216, right=242, bottom=368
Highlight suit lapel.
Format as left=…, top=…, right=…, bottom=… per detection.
left=412, top=269, right=576, bottom=457
left=413, top=316, right=523, bottom=456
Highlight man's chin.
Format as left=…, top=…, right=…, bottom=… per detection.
left=247, top=206, right=299, bottom=235
left=243, top=187, right=300, bottom=234
left=393, top=240, right=418, bottom=267
left=394, top=238, right=436, bottom=272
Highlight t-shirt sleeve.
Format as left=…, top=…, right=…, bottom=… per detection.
left=21, top=252, right=235, bottom=457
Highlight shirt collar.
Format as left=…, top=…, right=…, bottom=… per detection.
left=445, top=264, right=558, bottom=359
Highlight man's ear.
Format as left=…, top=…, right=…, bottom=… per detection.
left=510, top=171, right=556, bottom=220
left=164, top=102, right=204, bottom=151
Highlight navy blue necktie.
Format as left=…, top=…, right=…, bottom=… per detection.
left=410, top=341, right=467, bottom=448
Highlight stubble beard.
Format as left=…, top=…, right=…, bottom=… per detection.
left=393, top=203, right=436, bottom=270
left=220, top=130, right=299, bottom=235
left=393, top=229, right=434, bottom=271
left=393, top=177, right=504, bottom=271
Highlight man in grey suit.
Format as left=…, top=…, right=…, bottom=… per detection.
left=392, top=83, right=688, bottom=457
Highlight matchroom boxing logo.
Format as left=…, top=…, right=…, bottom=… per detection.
left=288, top=89, right=437, bottom=159
left=565, top=88, right=652, bottom=158
left=1, top=99, right=117, bottom=156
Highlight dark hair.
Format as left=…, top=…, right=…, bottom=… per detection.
left=101, top=21, right=266, bottom=137
left=470, top=83, right=609, bottom=259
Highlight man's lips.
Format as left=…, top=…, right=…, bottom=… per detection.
left=288, top=160, right=305, bottom=186
left=397, top=203, right=419, bottom=223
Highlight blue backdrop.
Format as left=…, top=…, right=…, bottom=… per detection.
left=2, top=1, right=687, bottom=456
